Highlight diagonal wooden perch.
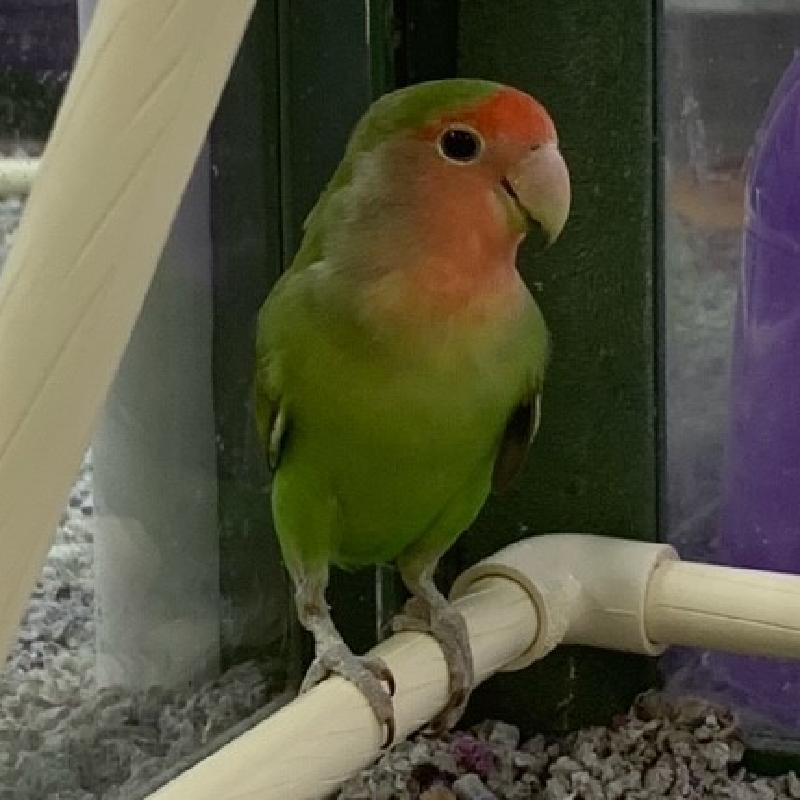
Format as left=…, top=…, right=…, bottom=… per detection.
left=0, top=0, right=256, bottom=661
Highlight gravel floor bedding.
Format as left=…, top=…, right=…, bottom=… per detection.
left=338, top=695, right=799, bottom=800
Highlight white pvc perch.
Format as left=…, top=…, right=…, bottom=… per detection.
left=150, top=533, right=800, bottom=800
left=0, top=0, right=256, bottom=660
left=646, top=559, right=800, bottom=656
left=0, top=158, right=39, bottom=196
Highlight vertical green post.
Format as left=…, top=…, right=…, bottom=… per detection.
left=370, top=0, right=396, bottom=98
left=277, top=0, right=378, bottom=258
left=455, top=0, right=660, bottom=732
left=393, top=0, right=459, bottom=86
left=275, top=0, right=395, bottom=655
left=211, top=3, right=289, bottom=671
left=212, top=1, right=401, bottom=676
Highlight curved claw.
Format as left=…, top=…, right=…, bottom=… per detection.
left=382, top=713, right=396, bottom=749
left=370, top=657, right=396, bottom=697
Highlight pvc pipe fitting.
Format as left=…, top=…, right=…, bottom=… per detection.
left=451, top=533, right=678, bottom=668
left=33, top=533, right=800, bottom=800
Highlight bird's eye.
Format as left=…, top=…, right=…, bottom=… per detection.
left=437, top=126, right=483, bottom=164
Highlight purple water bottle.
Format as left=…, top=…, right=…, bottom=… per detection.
left=715, top=52, right=800, bottom=735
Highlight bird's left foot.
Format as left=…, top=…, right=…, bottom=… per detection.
left=392, top=596, right=474, bottom=733
left=300, top=644, right=397, bottom=746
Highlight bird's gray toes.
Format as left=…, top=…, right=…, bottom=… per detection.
left=392, top=601, right=475, bottom=734
left=299, top=644, right=396, bottom=747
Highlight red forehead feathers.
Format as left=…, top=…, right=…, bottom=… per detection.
left=421, top=88, right=556, bottom=145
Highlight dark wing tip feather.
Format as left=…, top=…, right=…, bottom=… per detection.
left=491, top=393, right=541, bottom=494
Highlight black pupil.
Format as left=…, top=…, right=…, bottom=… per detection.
left=441, top=128, right=479, bottom=162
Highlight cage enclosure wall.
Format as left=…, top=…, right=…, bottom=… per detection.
left=662, top=0, right=800, bottom=756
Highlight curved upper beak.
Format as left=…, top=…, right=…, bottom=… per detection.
left=504, top=142, right=571, bottom=247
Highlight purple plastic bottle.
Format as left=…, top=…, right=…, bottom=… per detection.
left=715, top=52, right=800, bottom=734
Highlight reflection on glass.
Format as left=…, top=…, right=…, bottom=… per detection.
left=664, top=0, right=800, bottom=748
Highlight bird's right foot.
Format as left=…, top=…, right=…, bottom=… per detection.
left=300, top=644, right=396, bottom=746
left=393, top=594, right=474, bottom=735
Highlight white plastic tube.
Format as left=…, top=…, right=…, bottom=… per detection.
left=646, top=560, right=800, bottom=658
left=458, top=536, right=800, bottom=660
left=150, top=575, right=538, bottom=800
left=72, top=0, right=222, bottom=693
left=0, top=0, right=255, bottom=661
left=147, top=534, right=800, bottom=800
left=0, top=159, right=39, bottom=196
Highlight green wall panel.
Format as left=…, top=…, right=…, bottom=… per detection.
left=211, top=2, right=288, bottom=671
left=456, top=0, right=660, bottom=732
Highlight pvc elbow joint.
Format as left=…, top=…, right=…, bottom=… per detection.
left=450, top=533, right=678, bottom=669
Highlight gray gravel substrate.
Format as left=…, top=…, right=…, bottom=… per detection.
left=338, top=696, right=800, bottom=800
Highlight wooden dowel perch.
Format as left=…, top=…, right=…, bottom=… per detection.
left=150, top=575, right=539, bottom=800
left=150, top=534, right=800, bottom=800
left=0, top=0, right=256, bottom=661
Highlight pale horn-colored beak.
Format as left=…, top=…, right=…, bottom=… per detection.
left=505, top=142, right=571, bottom=247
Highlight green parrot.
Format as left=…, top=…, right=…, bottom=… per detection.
left=255, top=79, right=570, bottom=744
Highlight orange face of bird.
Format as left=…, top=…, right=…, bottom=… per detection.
left=324, top=82, right=571, bottom=321
left=413, top=87, right=570, bottom=251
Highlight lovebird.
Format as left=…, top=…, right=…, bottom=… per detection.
left=255, top=79, right=570, bottom=744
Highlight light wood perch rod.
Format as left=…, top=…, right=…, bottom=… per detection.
left=151, top=534, right=800, bottom=800
left=0, top=0, right=256, bottom=661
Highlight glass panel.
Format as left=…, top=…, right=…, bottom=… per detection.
left=663, top=0, right=800, bottom=748
left=0, top=3, right=295, bottom=797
